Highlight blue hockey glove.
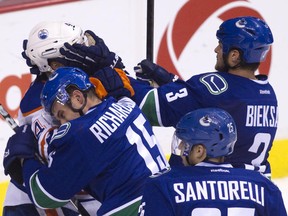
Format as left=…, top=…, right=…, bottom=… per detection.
left=3, top=125, right=38, bottom=185
left=84, top=30, right=125, bottom=73
left=89, top=67, right=134, bottom=100
left=21, top=39, right=41, bottom=75
left=134, top=59, right=178, bottom=86
left=60, top=30, right=124, bottom=76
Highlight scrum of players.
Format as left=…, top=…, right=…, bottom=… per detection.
left=2, top=16, right=287, bottom=216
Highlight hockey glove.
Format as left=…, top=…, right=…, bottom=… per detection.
left=3, top=125, right=38, bottom=185
left=134, top=59, right=178, bottom=86
left=21, top=39, right=41, bottom=75
left=84, top=30, right=124, bottom=70
left=89, top=67, right=134, bottom=100
left=60, top=30, right=124, bottom=76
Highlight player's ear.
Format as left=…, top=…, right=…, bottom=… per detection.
left=195, top=144, right=207, bottom=160
left=228, top=49, right=241, bottom=66
left=187, top=144, right=207, bottom=165
left=71, top=90, right=85, bottom=108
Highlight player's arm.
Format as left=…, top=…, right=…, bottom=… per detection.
left=265, top=181, right=287, bottom=216
left=22, top=128, right=96, bottom=209
left=131, top=60, right=199, bottom=127
left=139, top=177, right=174, bottom=216
left=130, top=76, right=199, bottom=127
left=134, top=59, right=179, bottom=87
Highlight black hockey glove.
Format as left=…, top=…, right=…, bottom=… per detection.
left=134, top=59, right=178, bottom=86
left=3, top=125, right=38, bottom=185
left=21, top=39, right=41, bottom=75
left=89, top=67, right=134, bottom=100
left=60, top=30, right=124, bottom=76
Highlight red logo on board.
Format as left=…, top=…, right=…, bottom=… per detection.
left=156, top=0, right=272, bottom=78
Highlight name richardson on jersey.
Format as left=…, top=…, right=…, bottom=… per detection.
left=246, top=105, right=278, bottom=127
left=89, top=102, right=134, bottom=143
left=173, top=180, right=264, bottom=206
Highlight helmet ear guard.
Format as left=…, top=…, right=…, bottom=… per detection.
left=216, top=16, right=273, bottom=63
left=25, top=21, right=86, bottom=73
left=175, top=108, right=237, bottom=158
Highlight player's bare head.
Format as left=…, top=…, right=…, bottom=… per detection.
left=172, top=108, right=237, bottom=165
left=216, top=16, right=273, bottom=70
left=25, top=21, right=86, bottom=73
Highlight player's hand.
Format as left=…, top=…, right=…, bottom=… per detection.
left=84, top=30, right=125, bottom=70
left=84, top=30, right=124, bottom=71
left=3, top=125, right=38, bottom=185
left=59, top=30, right=124, bottom=75
left=89, top=67, right=134, bottom=100
left=134, top=59, right=178, bottom=86
left=21, top=39, right=41, bottom=75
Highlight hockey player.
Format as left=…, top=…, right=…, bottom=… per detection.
left=4, top=67, right=170, bottom=216
left=58, top=16, right=278, bottom=178
left=138, top=108, right=287, bottom=216
left=129, top=16, right=277, bottom=178
left=3, top=21, right=128, bottom=215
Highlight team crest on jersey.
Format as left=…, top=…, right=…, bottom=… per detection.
left=200, top=74, right=228, bottom=95
left=51, top=122, right=71, bottom=141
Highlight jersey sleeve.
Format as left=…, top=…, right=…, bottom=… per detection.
left=19, top=76, right=45, bottom=119
left=23, top=126, right=96, bottom=209
left=132, top=76, right=204, bottom=127
left=265, top=181, right=287, bottom=216
left=139, top=178, right=174, bottom=216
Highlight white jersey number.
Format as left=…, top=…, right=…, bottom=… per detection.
left=166, top=88, right=188, bottom=102
left=248, top=132, right=271, bottom=172
left=126, top=113, right=168, bottom=174
left=192, top=207, right=255, bottom=216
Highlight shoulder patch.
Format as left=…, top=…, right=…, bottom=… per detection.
left=51, top=122, right=71, bottom=142
left=200, top=74, right=228, bottom=95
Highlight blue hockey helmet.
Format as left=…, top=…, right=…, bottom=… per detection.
left=41, top=67, right=93, bottom=114
left=174, top=108, right=237, bottom=158
left=216, top=16, right=273, bottom=63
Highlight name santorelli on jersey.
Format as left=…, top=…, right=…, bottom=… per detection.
left=173, top=179, right=264, bottom=206
left=90, top=100, right=135, bottom=143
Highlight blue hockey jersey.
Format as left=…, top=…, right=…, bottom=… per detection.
left=23, top=97, right=170, bottom=215
left=138, top=162, right=287, bottom=216
left=13, top=74, right=99, bottom=215
left=131, top=72, right=278, bottom=176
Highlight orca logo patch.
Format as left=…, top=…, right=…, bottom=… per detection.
left=200, top=74, right=228, bottom=95
left=51, top=122, right=71, bottom=141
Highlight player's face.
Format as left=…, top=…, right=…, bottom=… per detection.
left=51, top=101, right=80, bottom=125
left=49, top=60, right=64, bottom=71
left=214, top=42, right=226, bottom=71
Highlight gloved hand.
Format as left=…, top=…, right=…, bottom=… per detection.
left=3, top=125, right=38, bottom=185
left=21, top=39, right=41, bottom=75
left=59, top=30, right=124, bottom=76
left=134, top=59, right=178, bottom=86
left=89, top=67, right=134, bottom=100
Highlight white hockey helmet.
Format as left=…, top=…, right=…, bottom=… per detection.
left=25, top=21, right=86, bottom=72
